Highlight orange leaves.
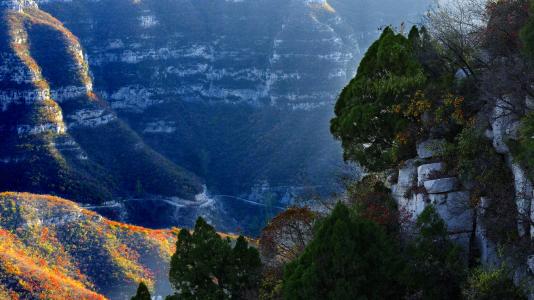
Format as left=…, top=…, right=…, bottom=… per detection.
left=0, top=192, right=180, bottom=299
left=0, top=225, right=106, bottom=299
left=39, top=227, right=49, bottom=243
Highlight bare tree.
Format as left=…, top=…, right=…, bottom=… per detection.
left=425, top=0, right=489, bottom=79
left=259, top=207, right=318, bottom=269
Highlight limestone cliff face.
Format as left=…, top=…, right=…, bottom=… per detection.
left=389, top=96, right=534, bottom=297
left=0, top=1, right=202, bottom=204
left=32, top=0, right=426, bottom=202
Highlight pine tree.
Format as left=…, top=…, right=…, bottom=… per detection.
left=168, top=217, right=261, bottom=299
left=282, top=203, right=404, bottom=300
left=229, top=236, right=262, bottom=299
left=330, top=27, right=426, bottom=171
left=403, top=205, right=466, bottom=300
left=131, top=282, right=151, bottom=300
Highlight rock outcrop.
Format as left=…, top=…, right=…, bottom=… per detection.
left=390, top=92, right=534, bottom=297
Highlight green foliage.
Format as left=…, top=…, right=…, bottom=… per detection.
left=331, top=27, right=426, bottom=171
left=259, top=269, right=283, bottom=300
left=463, top=266, right=526, bottom=300
left=404, top=205, right=466, bottom=300
left=520, top=0, right=534, bottom=58
left=168, top=218, right=261, bottom=300
left=513, top=112, right=534, bottom=180
left=282, top=203, right=404, bottom=300
left=131, top=282, right=151, bottom=300
left=452, top=127, right=517, bottom=243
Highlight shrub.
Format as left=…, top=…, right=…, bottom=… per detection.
left=131, top=282, right=151, bottom=300
left=463, top=266, right=526, bottom=300
left=346, top=175, right=400, bottom=235
left=454, top=127, right=518, bottom=243
left=403, top=205, right=466, bottom=300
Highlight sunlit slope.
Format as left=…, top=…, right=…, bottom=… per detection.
left=0, top=2, right=202, bottom=205
left=0, top=192, right=178, bottom=299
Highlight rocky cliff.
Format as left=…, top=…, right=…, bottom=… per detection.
left=33, top=0, right=426, bottom=199
left=388, top=105, right=534, bottom=296
left=0, top=0, right=427, bottom=233
left=0, top=0, right=203, bottom=205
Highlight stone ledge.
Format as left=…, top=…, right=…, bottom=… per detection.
left=417, top=162, right=444, bottom=186
left=424, top=177, right=459, bottom=194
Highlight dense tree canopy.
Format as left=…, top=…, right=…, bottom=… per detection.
left=168, top=218, right=261, bottom=300
left=330, top=27, right=426, bottom=171
left=282, top=203, right=404, bottom=300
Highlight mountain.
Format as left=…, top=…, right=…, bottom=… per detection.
left=34, top=0, right=427, bottom=198
left=0, top=0, right=428, bottom=234
left=0, top=192, right=181, bottom=299
left=0, top=0, right=203, bottom=204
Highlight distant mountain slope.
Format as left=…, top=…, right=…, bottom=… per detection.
left=0, top=0, right=202, bottom=204
left=34, top=0, right=427, bottom=201
left=0, top=192, right=178, bottom=299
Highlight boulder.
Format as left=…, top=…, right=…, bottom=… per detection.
left=424, top=177, right=459, bottom=194
left=416, top=139, right=446, bottom=159
left=417, top=162, right=444, bottom=186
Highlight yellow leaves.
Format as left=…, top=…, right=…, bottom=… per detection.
left=436, top=94, right=468, bottom=125
left=394, top=131, right=410, bottom=145
left=0, top=227, right=105, bottom=299
left=403, top=90, right=432, bottom=119
left=0, top=193, right=186, bottom=298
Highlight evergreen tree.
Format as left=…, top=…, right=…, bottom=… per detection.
left=519, top=0, right=534, bottom=58
left=403, top=205, right=466, bottom=300
left=330, top=27, right=426, bottom=171
left=168, top=217, right=261, bottom=299
left=282, top=203, right=404, bottom=300
left=229, top=236, right=262, bottom=299
left=131, top=282, right=151, bottom=300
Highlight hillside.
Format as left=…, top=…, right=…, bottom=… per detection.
left=36, top=0, right=427, bottom=201
left=0, top=0, right=203, bottom=205
left=0, top=192, right=179, bottom=299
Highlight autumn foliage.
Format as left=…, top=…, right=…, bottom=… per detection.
left=0, top=192, right=178, bottom=299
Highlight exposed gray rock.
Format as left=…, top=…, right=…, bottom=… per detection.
left=476, top=197, right=500, bottom=267
left=491, top=97, right=518, bottom=154
left=510, top=162, right=534, bottom=237
left=0, top=0, right=38, bottom=11
left=397, top=159, right=418, bottom=188
left=416, top=139, right=446, bottom=159
left=528, top=255, right=534, bottom=275
left=430, top=191, right=473, bottom=233
left=68, top=109, right=116, bottom=128
left=526, top=95, right=534, bottom=111
left=424, top=177, right=459, bottom=194
left=391, top=189, right=426, bottom=223
left=417, top=162, right=444, bottom=186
